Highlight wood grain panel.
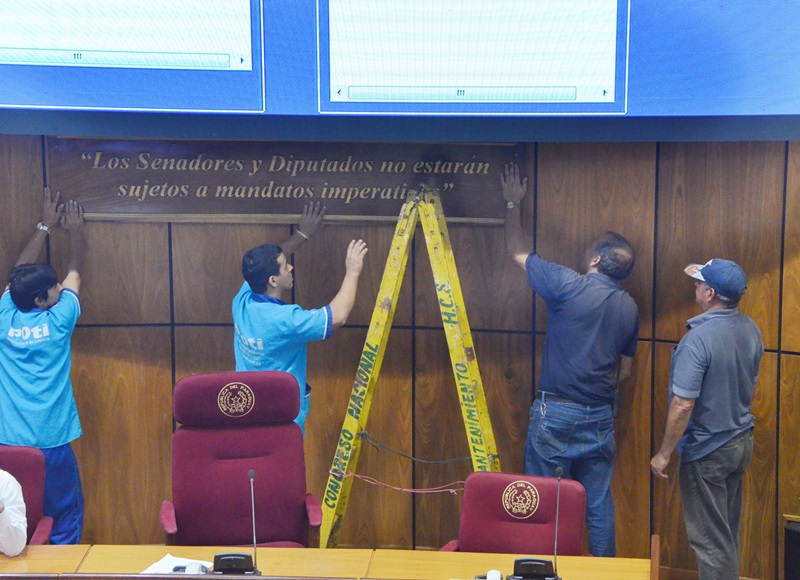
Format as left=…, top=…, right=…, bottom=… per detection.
left=652, top=345, right=777, bottom=579
left=174, top=325, right=235, bottom=378
left=49, top=221, right=171, bottom=324
left=656, top=142, right=784, bottom=346
left=295, top=222, right=412, bottom=328
left=414, top=224, right=532, bottom=332
left=413, top=330, right=532, bottom=550
left=652, top=343, right=695, bottom=572
left=69, top=326, right=173, bottom=545
left=172, top=223, right=288, bottom=324
left=612, top=341, right=652, bottom=558
left=779, top=354, right=800, bottom=580
left=536, top=142, right=656, bottom=339
left=0, top=135, right=44, bottom=278
left=305, top=328, right=413, bottom=548
left=741, top=352, right=777, bottom=580
left=782, top=142, right=800, bottom=351
left=413, top=330, right=479, bottom=550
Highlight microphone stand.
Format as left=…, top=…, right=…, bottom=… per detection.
left=249, top=469, right=260, bottom=575
left=552, top=467, right=563, bottom=580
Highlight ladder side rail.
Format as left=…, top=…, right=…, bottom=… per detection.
left=320, top=200, right=419, bottom=548
left=418, top=192, right=501, bottom=473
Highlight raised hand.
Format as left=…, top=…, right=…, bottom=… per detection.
left=500, top=162, right=528, bottom=204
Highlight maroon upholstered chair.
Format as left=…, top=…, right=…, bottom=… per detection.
left=0, top=445, right=54, bottom=545
left=159, top=371, right=322, bottom=547
left=441, top=471, right=586, bottom=555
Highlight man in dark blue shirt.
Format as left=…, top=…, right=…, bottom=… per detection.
left=501, top=163, right=640, bottom=557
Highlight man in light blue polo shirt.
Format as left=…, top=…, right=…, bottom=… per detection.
left=651, top=258, right=763, bottom=580
left=0, top=188, right=86, bottom=544
left=233, top=202, right=368, bottom=433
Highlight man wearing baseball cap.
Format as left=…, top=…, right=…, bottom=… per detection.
left=651, top=259, right=763, bottom=579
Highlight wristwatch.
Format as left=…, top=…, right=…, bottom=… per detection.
left=36, top=222, right=51, bottom=234
left=506, top=201, right=517, bottom=210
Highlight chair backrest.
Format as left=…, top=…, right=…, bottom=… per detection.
left=170, top=371, right=307, bottom=546
left=456, top=471, right=586, bottom=555
left=0, top=445, right=46, bottom=544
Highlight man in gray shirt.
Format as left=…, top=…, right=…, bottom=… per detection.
left=651, top=258, right=763, bottom=580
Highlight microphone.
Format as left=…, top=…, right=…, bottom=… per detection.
left=249, top=469, right=260, bottom=576
left=553, top=467, right=563, bottom=580
left=509, top=469, right=564, bottom=580
left=211, top=469, right=261, bottom=575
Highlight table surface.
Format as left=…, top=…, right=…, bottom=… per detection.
left=0, top=544, right=90, bottom=575
left=1, top=544, right=651, bottom=579
left=364, top=548, right=651, bottom=580
left=78, top=545, right=374, bottom=577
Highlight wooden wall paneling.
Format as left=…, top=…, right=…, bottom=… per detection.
left=172, top=223, right=289, bottom=324
left=782, top=142, right=800, bottom=351
left=305, top=328, right=413, bottom=549
left=70, top=326, right=173, bottom=544
left=612, top=341, right=653, bottom=558
left=536, top=142, right=657, bottom=339
left=740, top=352, right=777, bottom=580
left=0, top=135, right=44, bottom=279
left=652, top=343, right=696, bottom=573
left=411, top=330, right=531, bottom=549
left=48, top=222, right=171, bottom=325
left=414, top=224, right=532, bottom=332
left=656, top=142, right=784, bottom=346
left=296, top=222, right=412, bottom=328
left=174, top=325, right=235, bottom=379
left=779, top=354, right=800, bottom=580
left=413, top=330, right=474, bottom=550
left=478, top=332, right=534, bottom=474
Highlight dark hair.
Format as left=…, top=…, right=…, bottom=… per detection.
left=592, top=232, right=635, bottom=280
left=9, top=264, right=58, bottom=311
left=242, top=244, right=282, bottom=293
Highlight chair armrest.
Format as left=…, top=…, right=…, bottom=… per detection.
left=29, top=516, right=54, bottom=545
left=159, top=500, right=178, bottom=536
left=440, top=540, right=459, bottom=552
left=305, top=494, right=322, bottom=527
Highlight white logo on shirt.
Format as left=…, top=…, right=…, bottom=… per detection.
left=8, top=323, right=50, bottom=342
left=235, top=327, right=263, bottom=351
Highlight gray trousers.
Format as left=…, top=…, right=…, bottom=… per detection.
left=679, top=429, right=753, bottom=580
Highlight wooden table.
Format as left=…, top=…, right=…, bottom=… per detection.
left=1, top=545, right=652, bottom=579
left=364, top=549, right=651, bottom=580
left=77, top=545, right=374, bottom=577
left=0, top=544, right=90, bottom=575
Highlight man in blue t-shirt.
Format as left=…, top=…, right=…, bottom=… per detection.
left=501, top=163, right=640, bottom=557
left=0, top=187, right=86, bottom=544
left=232, top=202, right=368, bottom=433
left=651, top=259, right=763, bottom=579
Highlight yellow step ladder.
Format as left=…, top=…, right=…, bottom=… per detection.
left=320, top=186, right=501, bottom=548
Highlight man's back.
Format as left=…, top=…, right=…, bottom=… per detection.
left=0, top=289, right=82, bottom=448
left=528, top=255, right=639, bottom=405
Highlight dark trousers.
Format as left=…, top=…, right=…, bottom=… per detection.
left=679, top=430, right=753, bottom=580
left=42, top=443, right=84, bottom=544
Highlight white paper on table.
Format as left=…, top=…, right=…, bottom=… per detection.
left=140, top=553, right=214, bottom=574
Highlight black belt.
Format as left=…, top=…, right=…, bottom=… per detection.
left=536, top=391, right=609, bottom=409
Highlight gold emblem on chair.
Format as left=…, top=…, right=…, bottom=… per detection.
left=502, top=480, right=540, bottom=519
left=218, top=382, right=256, bottom=417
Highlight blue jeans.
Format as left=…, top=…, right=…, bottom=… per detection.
left=524, top=398, right=616, bottom=557
left=679, top=429, right=753, bottom=580
left=42, top=444, right=84, bottom=544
